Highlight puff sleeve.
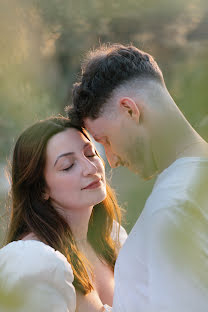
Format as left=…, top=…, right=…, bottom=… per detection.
left=0, top=240, right=76, bottom=312
left=111, top=220, right=128, bottom=250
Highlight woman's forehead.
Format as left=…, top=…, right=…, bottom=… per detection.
left=46, top=128, right=92, bottom=159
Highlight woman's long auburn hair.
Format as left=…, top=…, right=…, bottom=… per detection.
left=6, top=116, right=122, bottom=294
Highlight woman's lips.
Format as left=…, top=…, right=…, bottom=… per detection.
left=82, top=179, right=102, bottom=190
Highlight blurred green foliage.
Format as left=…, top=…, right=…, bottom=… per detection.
left=0, top=0, right=208, bottom=244
left=0, top=286, right=23, bottom=311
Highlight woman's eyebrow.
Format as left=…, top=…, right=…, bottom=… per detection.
left=54, top=152, right=74, bottom=167
left=54, top=143, right=93, bottom=166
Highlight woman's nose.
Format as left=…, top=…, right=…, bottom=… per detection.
left=82, top=157, right=97, bottom=176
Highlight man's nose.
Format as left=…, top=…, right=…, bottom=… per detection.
left=82, top=157, right=97, bottom=176
left=105, top=148, right=119, bottom=168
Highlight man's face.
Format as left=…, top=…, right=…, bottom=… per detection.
left=84, top=112, right=157, bottom=179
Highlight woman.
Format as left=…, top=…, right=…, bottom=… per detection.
left=0, top=116, right=127, bottom=312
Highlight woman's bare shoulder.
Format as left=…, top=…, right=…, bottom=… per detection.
left=21, top=232, right=39, bottom=241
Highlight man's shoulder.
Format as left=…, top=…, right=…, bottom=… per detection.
left=145, top=157, right=208, bottom=216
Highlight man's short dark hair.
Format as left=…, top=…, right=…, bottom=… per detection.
left=67, top=44, right=164, bottom=127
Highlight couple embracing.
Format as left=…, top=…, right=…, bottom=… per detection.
left=1, top=44, right=208, bottom=312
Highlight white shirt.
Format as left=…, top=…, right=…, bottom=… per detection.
left=113, top=157, right=208, bottom=312
left=0, top=221, right=127, bottom=312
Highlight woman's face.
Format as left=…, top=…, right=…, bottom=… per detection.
left=44, top=128, right=106, bottom=211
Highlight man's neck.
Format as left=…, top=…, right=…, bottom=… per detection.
left=176, top=140, right=208, bottom=159
left=155, top=130, right=208, bottom=174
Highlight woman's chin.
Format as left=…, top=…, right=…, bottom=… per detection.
left=91, top=188, right=107, bottom=206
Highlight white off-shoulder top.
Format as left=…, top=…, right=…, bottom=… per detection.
left=0, top=221, right=127, bottom=312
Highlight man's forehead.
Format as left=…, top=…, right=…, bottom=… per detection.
left=84, top=117, right=106, bottom=136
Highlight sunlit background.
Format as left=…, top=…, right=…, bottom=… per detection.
left=1, top=0, right=208, bottom=246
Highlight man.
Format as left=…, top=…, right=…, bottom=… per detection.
left=67, top=44, right=208, bottom=312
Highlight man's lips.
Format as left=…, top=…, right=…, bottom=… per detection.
left=82, top=178, right=102, bottom=190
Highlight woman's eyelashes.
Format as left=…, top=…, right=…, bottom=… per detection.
left=63, top=164, right=74, bottom=171
left=86, top=153, right=96, bottom=158
left=61, top=152, right=96, bottom=171
left=61, top=149, right=98, bottom=171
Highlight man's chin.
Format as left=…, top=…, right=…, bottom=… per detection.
left=142, top=168, right=158, bottom=180
left=128, top=164, right=157, bottom=180
left=118, top=160, right=130, bottom=168
left=127, top=163, right=142, bottom=176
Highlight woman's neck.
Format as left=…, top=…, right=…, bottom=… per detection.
left=55, top=205, right=93, bottom=241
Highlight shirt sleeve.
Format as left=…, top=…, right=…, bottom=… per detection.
left=147, top=199, right=208, bottom=311
left=0, top=240, right=76, bottom=312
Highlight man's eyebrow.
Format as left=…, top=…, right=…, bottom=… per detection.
left=53, top=142, right=93, bottom=167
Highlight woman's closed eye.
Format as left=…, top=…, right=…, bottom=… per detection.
left=62, top=164, right=74, bottom=171
left=86, top=153, right=96, bottom=158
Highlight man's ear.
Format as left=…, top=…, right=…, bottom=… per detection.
left=119, top=97, right=140, bottom=123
